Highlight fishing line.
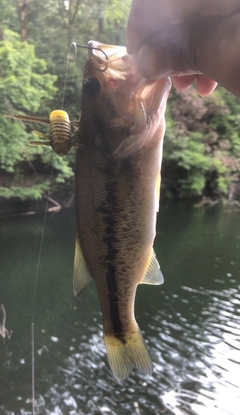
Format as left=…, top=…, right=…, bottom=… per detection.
left=31, top=40, right=102, bottom=413
left=31, top=163, right=54, bottom=415
left=32, top=44, right=72, bottom=316
left=61, top=42, right=78, bottom=110
left=61, top=41, right=95, bottom=109
left=31, top=39, right=72, bottom=414
left=61, top=41, right=108, bottom=109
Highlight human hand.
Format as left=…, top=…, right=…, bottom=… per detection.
left=127, top=0, right=240, bottom=97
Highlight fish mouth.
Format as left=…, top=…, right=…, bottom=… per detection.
left=87, top=40, right=135, bottom=77
left=88, top=40, right=126, bottom=62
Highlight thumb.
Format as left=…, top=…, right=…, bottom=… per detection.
left=134, top=13, right=240, bottom=97
left=134, top=19, right=200, bottom=80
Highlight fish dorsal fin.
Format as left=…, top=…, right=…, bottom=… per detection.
left=140, top=249, right=164, bottom=285
left=73, top=237, right=93, bottom=297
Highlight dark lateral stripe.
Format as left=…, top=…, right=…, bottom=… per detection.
left=106, top=264, right=126, bottom=344
left=100, top=164, right=126, bottom=344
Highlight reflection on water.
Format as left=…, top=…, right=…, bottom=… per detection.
left=0, top=202, right=240, bottom=414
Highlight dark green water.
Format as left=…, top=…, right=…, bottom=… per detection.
left=0, top=202, right=240, bottom=415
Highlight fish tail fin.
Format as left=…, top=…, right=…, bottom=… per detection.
left=104, top=323, right=152, bottom=382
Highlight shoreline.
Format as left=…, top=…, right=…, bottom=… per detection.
left=0, top=191, right=75, bottom=218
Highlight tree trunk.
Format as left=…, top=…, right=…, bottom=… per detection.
left=16, top=0, right=32, bottom=41
left=98, top=17, right=104, bottom=35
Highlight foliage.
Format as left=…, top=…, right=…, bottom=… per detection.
left=162, top=88, right=240, bottom=199
left=0, top=0, right=133, bottom=204
left=0, top=30, right=56, bottom=112
left=0, top=29, right=73, bottom=200
left=104, top=0, right=131, bottom=43
left=104, top=0, right=131, bottom=24
left=0, top=29, right=55, bottom=171
left=1, top=0, right=240, bottom=204
left=0, top=182, right=49, bottom=200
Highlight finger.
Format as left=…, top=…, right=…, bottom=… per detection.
left=131, top=12, right=240, bottom=97
left=172, top=75, right=218, bottom=96
left=195, top=75, right=218, bottom=96
left=126, top=0, right=240, bottom=54
left=171, top=75, right=197, bottom=91
left=133, top=23, right=199, bottom=79
left=195, top=13, right=240, bottom=96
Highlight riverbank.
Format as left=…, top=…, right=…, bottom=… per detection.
left=2, top=192, right=240, bottom=219
left=0, top=191, right=75, bottom=217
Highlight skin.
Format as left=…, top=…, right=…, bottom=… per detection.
left=127, top=0, right=240, bottom=97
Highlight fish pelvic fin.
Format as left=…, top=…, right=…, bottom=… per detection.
left=104, top=324, right=152, bottom=382
left=73, top=237, right=93, bottom=297
left=140, top=249, right=164, bottom=285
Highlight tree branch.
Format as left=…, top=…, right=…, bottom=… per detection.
left=69, top=0, right=82, bottom=25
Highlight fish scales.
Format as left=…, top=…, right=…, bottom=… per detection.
left=74, top=41, right=171, bottom=381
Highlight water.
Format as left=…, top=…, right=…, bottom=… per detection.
left=0, top=202, right=240, bottom=415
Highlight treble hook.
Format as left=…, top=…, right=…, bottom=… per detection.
left=72, top=42, right=108, bottom=72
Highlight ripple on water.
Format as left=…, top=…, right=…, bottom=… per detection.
left=144, top=281, right=240, bottom=415
left=1, top=207, right=240, bottom=415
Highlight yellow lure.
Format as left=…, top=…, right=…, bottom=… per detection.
left=5, top=110, right=80, bottom=157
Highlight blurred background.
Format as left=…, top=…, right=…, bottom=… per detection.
left=1, top=0, right=240, bottom=211
left=0, top=1, right=240, bottom=414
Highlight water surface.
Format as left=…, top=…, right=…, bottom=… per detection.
left=0, top=202, right=239, bottom=414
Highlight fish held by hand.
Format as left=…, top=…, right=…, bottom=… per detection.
left=74, top=41, right=171, bottom=381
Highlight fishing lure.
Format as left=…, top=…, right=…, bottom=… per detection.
left=6, top=110, right=80, bottom=157
left=5, top=44, right=109, bottom=158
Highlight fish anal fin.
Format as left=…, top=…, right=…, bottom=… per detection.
left=73, top=237, right=93, bottom=297
left=104, top=323, right=152, bottom=382
left=140, top=249, right=164, bottom=285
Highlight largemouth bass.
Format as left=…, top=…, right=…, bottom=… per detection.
left=74, top=41, right=171, bottom=381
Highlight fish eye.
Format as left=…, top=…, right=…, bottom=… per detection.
left=83, top=77, right=101, bottom=97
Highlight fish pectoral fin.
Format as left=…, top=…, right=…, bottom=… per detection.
left=140, top=249, right=164, bottom=285
left=104, top=323, right=152, bottom=382
left=73, top=237, right=93, bottom=297
left=112, top=97, right=147, bottom=159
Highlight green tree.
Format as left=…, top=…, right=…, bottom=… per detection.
left=104, top=0, right=131, bottom=44
left=0, top=29, right=73, bottom=200
left=162, top=88, right=240, bottom=199
left=2, top=0, right=240, bottom=203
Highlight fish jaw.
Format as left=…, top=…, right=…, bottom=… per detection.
left=80, top=41, right=142, bottom=133
left=87, top=40, right=134, bottom=76
left=81, top=41, right=171, bottom=157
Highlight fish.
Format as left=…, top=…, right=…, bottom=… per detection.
left=74, top=40, right=171, bottom=381
left=5, top=110, right=80, bottom=156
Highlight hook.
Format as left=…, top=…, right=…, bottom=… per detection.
left=72, top=42, right=108, bottom=72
